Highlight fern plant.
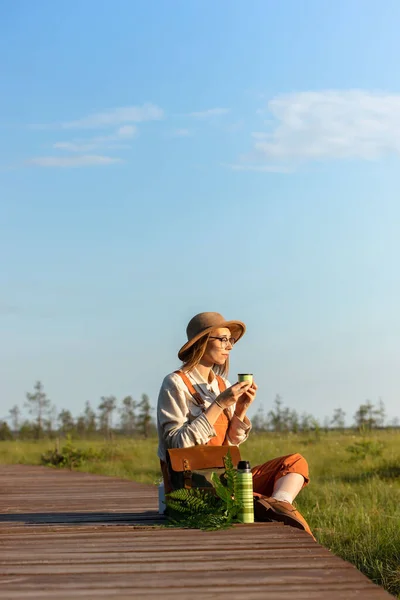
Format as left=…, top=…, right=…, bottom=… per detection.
left=165, top=450, right=243, bottom=531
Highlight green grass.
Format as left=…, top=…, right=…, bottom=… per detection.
left=245, top=431, right=400, bottom=597
left=0, top=437, right=161, bottom=483
left=1, top=430, right=399, bottom=598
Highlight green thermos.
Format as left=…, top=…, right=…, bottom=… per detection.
left=236, top=460, right=254, bottom=523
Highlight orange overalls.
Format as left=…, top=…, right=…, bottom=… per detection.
left=161, top=371, right=310, bottom=496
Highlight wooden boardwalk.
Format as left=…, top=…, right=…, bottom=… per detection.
left=0, top=465, right=392, bottom=599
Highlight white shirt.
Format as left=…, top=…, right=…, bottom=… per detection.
left=157, top=367, right=251, bottom=462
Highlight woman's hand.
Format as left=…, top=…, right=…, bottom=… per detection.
left=234, top=381, right=258, bottom=419
left=216, top=381, right=252, bottom=409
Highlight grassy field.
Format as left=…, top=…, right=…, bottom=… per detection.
left=1, top=430, right=399, bottom=598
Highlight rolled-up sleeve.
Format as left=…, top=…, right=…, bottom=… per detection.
left=219, top=377, right=252, bottom=446
left=226, top=412, right=252, bottom=446
left=157, top=374, right=216, bottom=454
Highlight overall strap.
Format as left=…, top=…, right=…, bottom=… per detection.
left=215, top=375, right=226, bottom=393
left=174, top=370, right=227, bottom=409
left=174, top=370, right=206, bottom=410
left=214, top=375, right=231, bottom=423
left=175, top=370, right=231, bottom=446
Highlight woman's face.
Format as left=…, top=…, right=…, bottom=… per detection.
left=202, top=327, right=234, bottom=366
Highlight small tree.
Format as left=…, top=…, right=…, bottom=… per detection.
left=267, top=394, right=285, bottom=432
left=19, top=420, right=36, bottom=439
left=44, top=404, right=58, bottom=438
left=75, top=416, right=86, bottom=438
left=9, top=405, right=20, bottom=435
left=98, top=396, right=117, bottom=438
left=300, top=412, right=313, bottom=433
left=331, top=408, right=346, bottom=431
left=58, top=409, right=75, bottom=436
left=323, top=416, right=331, bottom=433
left=375, top=398, right=386, bottom=428
left=119, top=396, right=137, bottom=436
left=0, top=421, right=12, bottom=440
left=365, top=400, right=376, bottom=429
left=288, top=409, right=300, bottom=433
left=252, top=407, right=267, bottom=432
left=84, top=401, right=97, bottom=437
left=280, top=406, right=292, bottom=433
left=137, top=394, right=152, bottom=438
left=310, top=418, right=321, bottom=440
left=354, top=402, right=379, bottom=430
left=24, top=381, right=51, bottom=439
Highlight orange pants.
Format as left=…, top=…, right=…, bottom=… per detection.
left=161, top=452, right=309, bottom=496
left=251, top=453, right=309, bottom=498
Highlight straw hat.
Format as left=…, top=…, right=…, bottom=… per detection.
left=178, top=312, right=246, bottom=361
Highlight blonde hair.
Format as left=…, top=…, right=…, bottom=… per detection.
left=181, top=332, right=229, bottom=378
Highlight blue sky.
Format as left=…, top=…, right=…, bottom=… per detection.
left=1, top=0, right=400, bottom=426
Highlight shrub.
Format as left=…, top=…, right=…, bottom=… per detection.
left=41, top=437, right=98, bottom=469
left=345, top=439, right=385, bottom=460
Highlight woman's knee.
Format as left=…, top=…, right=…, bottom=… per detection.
left=282, top=453, right=309, bottom=480
left=291, top=452, right=308, bottom=466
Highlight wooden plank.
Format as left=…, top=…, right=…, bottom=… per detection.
left=0, top=574, right=383, bottom=590
left=0, top=548, right=334, bottom=561
left=0, top=557, right=355, bottom=572
left=0, top=535, right=320, bottom=549
left=0, top=569, right=383, bottom=585
left=0, top=513, right=163, bottom=524
left=0, top=587, right=390, bottom=600
left=0, top=465, right=392, bottom=599
left=0, top=586, right=391, bottom=600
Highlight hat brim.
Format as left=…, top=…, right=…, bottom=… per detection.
left=178, top=320, right=246, bottom=361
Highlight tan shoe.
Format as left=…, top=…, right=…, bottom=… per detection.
left=254, top=496, right=315, bottom=540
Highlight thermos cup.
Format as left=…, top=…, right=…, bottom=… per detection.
left=236, top=460, right=254, bottom=523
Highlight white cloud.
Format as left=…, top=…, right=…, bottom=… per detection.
left=27, top=155, right=122, bottom=168
left=54, top=125, right=137, bottom=153
left=116, top=125, right=137, bottom=138
left=189, top=108, right=229, bottom=118
left=172, top=128, right=191, bottom=137
left=246, top=90, right=400, bottom=168
left=28, top=123, right=55, bottom=131
left=225, top=163, right=291, bottom=173
left=62, top=103, right=163, bottom=129
left=251, top=132, right=269, bottom=140
left=54, top=141, right=98, bottom=153
left=225, top=121, right=244, bottom=133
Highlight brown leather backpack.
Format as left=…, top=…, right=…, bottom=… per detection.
left=166, top=444, right=241, bottom=491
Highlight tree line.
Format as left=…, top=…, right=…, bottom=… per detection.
left=1, top=382, right=397, bottom=441
left=251, top=394, right=394, bottom=433
left=1, top=381, right=155, bottom=440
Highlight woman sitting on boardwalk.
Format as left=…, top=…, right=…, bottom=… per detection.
left=157, top=312, right=313, bottom=536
